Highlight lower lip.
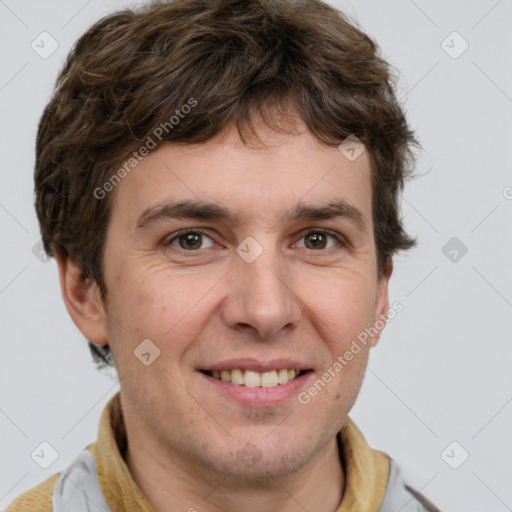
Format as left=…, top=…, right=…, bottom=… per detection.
left=198, top=371, right=313, bottom=407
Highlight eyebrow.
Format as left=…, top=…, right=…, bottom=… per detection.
left=136, top=198, right=366, bottom=231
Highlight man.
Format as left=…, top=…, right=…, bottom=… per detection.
left=7, top=0, right=440, bottom=510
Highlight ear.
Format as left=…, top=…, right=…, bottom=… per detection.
left=370, top=258, right=393, bottom=348
left=53, top=244, right=108, bottom=346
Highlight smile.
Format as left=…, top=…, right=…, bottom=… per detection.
left=201, top=368, right=304, bottom=388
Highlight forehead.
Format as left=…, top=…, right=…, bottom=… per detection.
left=110, top=122, right=372, bottom=229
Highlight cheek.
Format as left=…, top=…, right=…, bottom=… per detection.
left=111, top=268, right=213, bottom=357
left=307, top=274, right=377, bottom=348
left=101, top=263, right=166, bottom=363
left=107, top=259, right=170, bottom=327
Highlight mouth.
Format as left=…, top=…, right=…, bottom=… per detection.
left=196, top=358, right=314, bottom=406
left=199, top=368, right=311, bottom=388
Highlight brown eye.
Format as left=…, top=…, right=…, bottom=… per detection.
left=167, top=230, right=214, bottom=251
left=304, top=232, right=328, bottom=249
left=178, top=233, right=202, bottom=250
left=296, top=230, right=341, bottom=251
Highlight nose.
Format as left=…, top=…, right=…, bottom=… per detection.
left=220, top=244, right=302, bottom=340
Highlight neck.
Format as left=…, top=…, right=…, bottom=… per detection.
left=124, top=423, right=345, bottom=512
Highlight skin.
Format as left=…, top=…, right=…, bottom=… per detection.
left=56, top=118, right=392, bottom=512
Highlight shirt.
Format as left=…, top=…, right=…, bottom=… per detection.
left=6, top=392, right=440, bottom=511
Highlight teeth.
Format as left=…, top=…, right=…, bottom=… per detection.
left=261, top=370, right=278, bottom=388
left=231, top=368, right=244, bottom=385
left=244, top=370, right=260, bottom=388
left=278, top=369, right=289, bottom=385
left=207, top=368, right=303, bottom=388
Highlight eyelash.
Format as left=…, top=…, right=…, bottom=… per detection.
left=164, top=228, right=345, bottom=255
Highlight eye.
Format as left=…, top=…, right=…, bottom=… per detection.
left=164, top=228, right=344, bottom=254
left=295, top=229, right=343, bottom=251
left=166, top=229, right=215, bottom=251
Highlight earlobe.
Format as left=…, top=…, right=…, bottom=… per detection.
left=53, top=244, right=108, bottom=346
left=370, top=258, right=393, bottom=348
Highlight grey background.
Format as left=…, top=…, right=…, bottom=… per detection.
left=1, top=1, right=511, bottom=510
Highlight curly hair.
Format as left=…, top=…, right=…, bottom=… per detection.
left=35, top=0, right=419, bottom=368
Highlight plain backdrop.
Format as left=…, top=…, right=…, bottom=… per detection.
left=1, top=1, right=512, bottom=510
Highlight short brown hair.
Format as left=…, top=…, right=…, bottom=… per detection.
left=35, top=0, right=419, bottom=369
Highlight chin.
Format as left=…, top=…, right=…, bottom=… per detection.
left=215, top=451, right=309, bottom=484
left=194, top=434, right=314, bottom=485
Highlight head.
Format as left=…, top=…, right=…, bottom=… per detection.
left=35, top=0, right=418, bottom=482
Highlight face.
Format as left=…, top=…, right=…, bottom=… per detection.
left=88, top=120, right=390, bottom=482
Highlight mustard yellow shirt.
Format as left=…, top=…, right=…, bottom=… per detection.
left=6, top=393, right=390, bottom=511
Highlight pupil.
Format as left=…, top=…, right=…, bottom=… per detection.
left=307, top=233, right=326, bottom=249
left=181, top=233, right=201, bottom=250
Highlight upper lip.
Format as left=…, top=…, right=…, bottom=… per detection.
left=198, top=358, right=312, bottom=372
